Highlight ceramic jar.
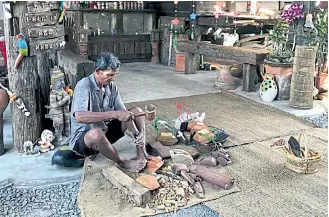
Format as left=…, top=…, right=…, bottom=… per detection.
left=217, top=64, right=233, bottom=83
left=259, top=73, right=278, bottom=102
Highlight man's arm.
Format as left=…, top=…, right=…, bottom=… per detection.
left=72, top=81, right=118, bottom=123
left=74, top=111, right=118, bottom=123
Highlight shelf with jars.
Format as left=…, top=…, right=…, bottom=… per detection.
left=66, top=1, right=150, bottom=11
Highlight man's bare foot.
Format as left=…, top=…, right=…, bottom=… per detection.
left=120, top=159, right=147, bottom=173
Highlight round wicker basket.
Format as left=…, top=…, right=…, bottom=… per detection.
left=284, top=133, right=321, bottom=174
left=289, top=46, right=317, bottom=109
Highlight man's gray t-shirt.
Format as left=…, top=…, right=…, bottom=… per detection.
left=69, top=74, right=126, bottom=149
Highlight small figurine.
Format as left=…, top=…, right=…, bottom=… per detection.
left=45, top=67, right=71, bottom=143
left=14, top=34, right=28, bottom=69
left=22, top=141, right=40, bottom=157
left=304, top=14, right=314, bottom=29
left=38, top=129, right=55, bottom=153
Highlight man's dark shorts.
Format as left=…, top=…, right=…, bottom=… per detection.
left=73, top=119, right=125, bottom=156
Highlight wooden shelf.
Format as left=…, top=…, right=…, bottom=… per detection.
left=66, top=8, right=156, bottom=13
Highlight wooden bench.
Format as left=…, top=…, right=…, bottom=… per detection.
left=176, top=40, right=269, bottom=92
left=57, top=50, right=95, bottom=89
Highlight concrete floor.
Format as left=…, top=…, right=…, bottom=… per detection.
left=0, top=62, right=327, bottom=187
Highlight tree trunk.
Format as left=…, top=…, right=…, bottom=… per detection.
left=4, top=2, right=43, bottom=152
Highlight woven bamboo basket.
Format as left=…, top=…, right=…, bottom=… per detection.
left=289, top=46, right=317, bottom=109
left=284, top=133, right=321, bottom=174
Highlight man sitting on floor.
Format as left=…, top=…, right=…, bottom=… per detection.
left=69, top=52, right=147, bottom=172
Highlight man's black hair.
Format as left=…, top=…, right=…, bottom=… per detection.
left=95, top=52, right=121, bottom=70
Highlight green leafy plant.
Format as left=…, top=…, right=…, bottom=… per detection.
left=265, top=20, right=294, bottom=65
left=315, top=9, right=328, bottom=74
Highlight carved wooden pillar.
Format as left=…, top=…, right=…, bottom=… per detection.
left=77, top=28, right=90, bottom=58
left=4, top=1, right=65, bottom=152
left=150, top=29, right=160, bottom=64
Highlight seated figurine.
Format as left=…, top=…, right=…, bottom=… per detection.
left=38, top=129, right=55, bottom=153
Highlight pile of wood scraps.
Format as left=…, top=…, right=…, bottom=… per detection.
left=101, top=109, right=236, bottom=213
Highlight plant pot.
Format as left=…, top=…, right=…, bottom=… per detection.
left=265, top=64, right=293, bottom=100
left=264, top=64, right=293, bottom=76
left=315, top=73, right=328, bottom=92
left=217, top=64, right=233, bottom=83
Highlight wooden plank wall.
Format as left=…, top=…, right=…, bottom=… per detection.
left=88, top=35, right=151, bottom=63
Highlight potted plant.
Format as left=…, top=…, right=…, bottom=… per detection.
left=264, top=20, right=294, bottom=75
left=265, top=3, right=305, bottom=75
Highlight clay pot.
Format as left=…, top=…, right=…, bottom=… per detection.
left=315, top=73, right=328, bottom=92
left=0, top=89, right=9, bottom=156
left=264, top=64, right=293, bottom=76
left=259, top=73, right=278, bottom=102
left=217, top=64, right=233, bottom=83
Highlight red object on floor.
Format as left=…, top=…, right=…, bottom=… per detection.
left=0, top=41, right=7, bottom=68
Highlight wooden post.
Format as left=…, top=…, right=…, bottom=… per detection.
left=4, top=2, right=62, bottom=152
left=242, top=64, right=258, bottom=92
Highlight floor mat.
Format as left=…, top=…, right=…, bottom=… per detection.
left=127, top=92, right=315, bottom=147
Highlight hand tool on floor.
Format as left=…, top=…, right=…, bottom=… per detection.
left=130, top=104, right=157, bottom=160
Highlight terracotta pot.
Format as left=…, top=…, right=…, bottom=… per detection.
left=0, top=89, right=9, bottom=156
left=264, top=64, right=293, bottom=76
left=217, top=64, right=233, bottom=83
left=315, top=73, right=328, bottom=92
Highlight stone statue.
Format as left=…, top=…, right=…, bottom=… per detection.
left=38, top=129, right=55, bottom=153
left=45, top=66, right=70, bottom=143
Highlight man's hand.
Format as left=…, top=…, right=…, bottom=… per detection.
left=114, top=110, right=135, bottom=122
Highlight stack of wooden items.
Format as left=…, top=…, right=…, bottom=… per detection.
left=102, top=110, right=235, bottom=213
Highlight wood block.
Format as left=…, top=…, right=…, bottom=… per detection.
left=242, top=63, right=258, bottom=92
left=136, top=174, right=160, bottom=190
left=101, top=166, right=151, bottom=206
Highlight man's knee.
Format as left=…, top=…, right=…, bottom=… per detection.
left=84, top=128, right=106, bottom=145
left=129, top=106, right=143, bottom=113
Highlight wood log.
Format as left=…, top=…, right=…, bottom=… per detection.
left=189, top=165, right=234, bottom=190
left=101, top=166, right=151, bottom=207
left=242, top=63, right=258, bottom=92
left=4, top=2, right=43, bottom=152
left=177, top=40, right=269, bottom=65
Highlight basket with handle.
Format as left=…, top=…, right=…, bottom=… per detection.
left=284, top=133, right=321, bottom=174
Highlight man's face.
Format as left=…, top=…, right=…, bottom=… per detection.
left=96, top=68, right=120, bottom=86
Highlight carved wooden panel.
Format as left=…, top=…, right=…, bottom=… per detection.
left=28, top=25, right=64, bottom=38
left=26, top=11, right=58, bottom=27
left=29, top=36, right=66, bottom=55
left=26, top=1, right=59, bottom=14
left=88, top=35, right=151, bottom=63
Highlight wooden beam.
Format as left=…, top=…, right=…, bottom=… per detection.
left=177, top=40, right=269, bottom=65
left=101, top=166, right=151, bottom=207
left=242, top=64, right=258, bottom=92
